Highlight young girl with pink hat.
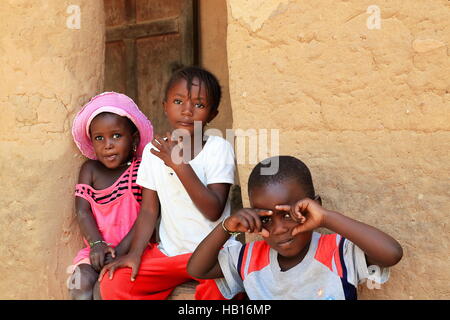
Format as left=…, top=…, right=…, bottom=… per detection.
left=68, top=92, right=153, bottom=299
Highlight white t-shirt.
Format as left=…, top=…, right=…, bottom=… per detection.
left=136, top=135, right=235, bottom=256
left=216, top=232, right=390, bottom=300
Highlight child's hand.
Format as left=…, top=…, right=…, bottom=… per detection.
left=104, top=252, right=115, bottom=265
left=224, top=209, right=273, bottom=237
left=275, top=198, right=328, bottom=236
left=89, top=243, right=116, bottom=272
left=150, top=132, right=184, bottom=169
left=98, top=253, right=141, bottom=282
left=103, top=240, right=128, bottom=265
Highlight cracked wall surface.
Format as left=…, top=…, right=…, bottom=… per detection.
left=227, top=0, right=449, bottom=299
left=0, top=0, right=104, bottom=299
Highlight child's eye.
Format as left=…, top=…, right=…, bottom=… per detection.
left=283, top=213, right=292, bottom=220
left=112, top=133, right=121, bottom=139
left=94, top=136, right=103, bottom=141
left=174, top=99, right=182, bottom=105
left=261, top=217, right=272, bottom=225
left=194, top=103, right=205, bottom=109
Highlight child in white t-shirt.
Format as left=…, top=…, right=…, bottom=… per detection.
left=188, top=156, right=403, bottom=300
left=99, top=66, right=237, bottom=300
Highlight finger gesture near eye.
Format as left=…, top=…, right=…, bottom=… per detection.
left=150, top=132, right=184, bottom=168
left=275, top=198, right=328, bottom=236
left=187, top=208, right=273, bottom=280
left=224, top=208, right=273, bottom=237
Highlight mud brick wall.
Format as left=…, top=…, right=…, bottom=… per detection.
left=227, top=0, right=449, bottom=299
left=0, top=0, right=104, bottom=299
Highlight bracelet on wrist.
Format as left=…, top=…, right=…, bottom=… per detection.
left=89, top=240, right=111, bottom=248
left=221, top=219, right=241, bottom=236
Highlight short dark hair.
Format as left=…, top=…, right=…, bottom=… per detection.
left=90, top=112, right=138, bottom=135
left=163, top=66, right=222, bottom=111
left=248, top=156, right=315, bottom=198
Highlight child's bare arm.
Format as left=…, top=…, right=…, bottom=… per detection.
left=75, top=197, right=103, bottom=245
left=321, top=210, right=403, bottom=267
left=277, top=199, right=403, bottom=267
left=187, top=223, right=227, bottom=279
left=128, top=188, right=160, bottom=256
left=75, top=161, right=116, bottom=271
left=75, top=161, right=104, bottom=244
left=151, top=134, right=231, bottom=221
left=188, top=209, right=272, bottom=279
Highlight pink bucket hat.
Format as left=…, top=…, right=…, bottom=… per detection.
left=72, top=92, right=153, bottom=160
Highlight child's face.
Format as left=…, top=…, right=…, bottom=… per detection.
left=163, top=78, right=218, bottom=136
left=89, top=113, right=135, bottom=169
left=249, top=179, right=313, bottom=265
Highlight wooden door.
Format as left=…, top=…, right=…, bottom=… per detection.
left=104, top=0, right=196, bottom=134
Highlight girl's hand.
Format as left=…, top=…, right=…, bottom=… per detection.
left=89, top=243, right=116, bottom=272
left=98, top=253, right=142, bottom=282
left=275, top=198, right=329, bottom=236
left=150, top=132, right=184, bottom=169
left=103, top=237, right=131, bottom=265
left=104, top=252, right=115, bottom=265
left=224, top=209, right=273, bottom=237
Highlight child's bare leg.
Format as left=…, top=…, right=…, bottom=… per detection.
left=68, top=264, right=98, bottom=300
left=93, top=281, right=102, bottom=300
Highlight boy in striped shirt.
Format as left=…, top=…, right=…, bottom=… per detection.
left=188, top=156, right=403, bottom=300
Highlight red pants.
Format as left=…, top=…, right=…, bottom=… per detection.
left=100, top=243, right=226, bottom=300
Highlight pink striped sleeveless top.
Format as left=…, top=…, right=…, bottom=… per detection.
left=72, top=158, right=142, bottom=265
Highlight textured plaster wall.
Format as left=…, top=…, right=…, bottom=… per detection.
left=0, top=0, right=104, bottom=299
left=227, top=0, right=449, bottom=299
left=198, top=0, right=233, bottom=135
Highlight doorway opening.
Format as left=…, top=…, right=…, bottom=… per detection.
left=103, top=0, right=232, bottom=135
